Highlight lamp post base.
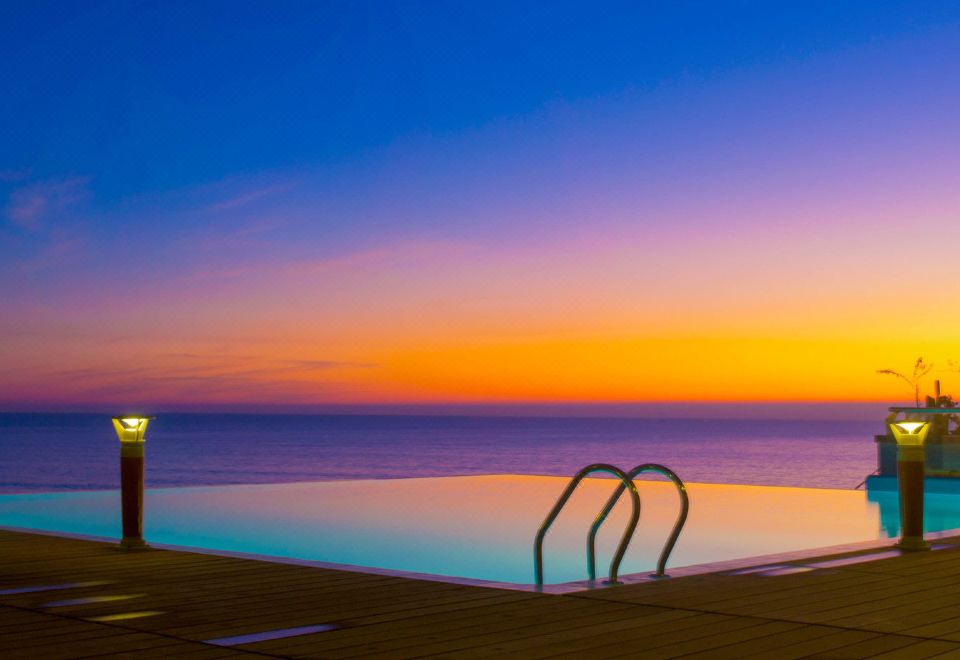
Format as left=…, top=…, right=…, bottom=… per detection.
left=896, top=537, right=930, bottom=552
left=119, top=536, right=150, bottom=551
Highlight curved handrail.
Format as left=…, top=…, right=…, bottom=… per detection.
left=534, top=463, right=640, bottom=586
left=587, top=463, right=688, bottom=579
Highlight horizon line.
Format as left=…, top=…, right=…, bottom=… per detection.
left=0, top=400, right=904, bottom=421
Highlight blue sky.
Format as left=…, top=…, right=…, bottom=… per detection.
left=6, top=0, right=959, bottom=196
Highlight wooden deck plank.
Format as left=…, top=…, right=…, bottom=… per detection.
left=432, top=607, right=702, bottom=658
left=900, top=616, right=960, bottom=639
left=573, top=570, right=898, bottom=611
left=321, top=604, right=654, bottom=656
left=814, top=633, right=932, bottom=659
left=826, top=595, right=960, bottom=633
left=674, top=623, right=858, bottom=659
left=245, top=597, right=639, bottom=656
left=865, top=639, right=960, bottom=659
left=582, top=566, right=954, bottom=624
left=2, top=631, right=187, bottom=660
left=757, top=578, right=960, bottom=625
left=607, top=620, right=808, bottom=659
left=400, top=613, right=738, bottom=660
left=107, top=577, right=505, bottom=615
left=151, top=588, right=535, bottom=638
left=743, top=629, right=882, bottom=659
left=471, top=615, right=772, bottom=660
left=84, top=646, right=259, bottom=659
left=131, top=592, right=530, bottom=638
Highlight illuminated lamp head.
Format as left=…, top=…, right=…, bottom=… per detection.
left=889, top=420, right=930, bottom=446
left=111, top=416, right=154, bottom=444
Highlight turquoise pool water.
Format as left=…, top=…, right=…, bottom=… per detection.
left=0, top=475, right=954, bottom=585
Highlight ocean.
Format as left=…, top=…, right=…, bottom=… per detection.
left=0, top=413, right=884, bottom=493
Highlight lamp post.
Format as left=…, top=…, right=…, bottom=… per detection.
left=889, top=420, right=930, bottom=551
left=111, top=415, right=154, bottom=550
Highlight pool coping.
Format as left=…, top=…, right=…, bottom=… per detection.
left=5, top=522, right=959, bottom=594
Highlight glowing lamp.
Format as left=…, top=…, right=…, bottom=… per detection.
left=890, top=421, right=929, bottom=445
left=112, top=416, right=153, bottom=444
left=111, top=415, right=154, bottom=550
left=888, top=418, right=930, bottom=552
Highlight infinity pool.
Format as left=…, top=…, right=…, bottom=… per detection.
left=0, top=475, right=953, bottom=586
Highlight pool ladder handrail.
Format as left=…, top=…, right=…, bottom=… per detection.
left=587, top=463, right=689, bottom=580
left=533, top=463, right=640, bottom=586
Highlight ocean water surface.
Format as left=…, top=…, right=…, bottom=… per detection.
left=0, top=413, right=882, bottom=493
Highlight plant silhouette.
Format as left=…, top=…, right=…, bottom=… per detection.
left=877, top=357, right=934, bottom=407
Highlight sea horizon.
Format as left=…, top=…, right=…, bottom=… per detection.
left=0, top=400, right=904, bottom=420
left=0, top=411, right=887, bottom=494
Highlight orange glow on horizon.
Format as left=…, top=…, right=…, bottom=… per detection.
left=4, top=227, right=960, bottom=410
left=4, top=327, right=959, bottom=409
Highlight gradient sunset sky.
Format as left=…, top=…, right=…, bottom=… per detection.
left=3, top=1, right=960, bottom=413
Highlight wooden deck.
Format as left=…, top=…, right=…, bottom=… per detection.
left=4, top=529, right=960, bottom=658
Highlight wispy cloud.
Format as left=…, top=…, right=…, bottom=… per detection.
left=186, top=239, right=474, bottom=283
left=18, top=233, right=86, bottom=273
left=160, top=354, right=376, bottom=371
left=181, top=214, right=294, bottom=254
left=48, top=353, right=376, bottom=403
left=208, top=182, right=294, bottom=212
left=55, top=354, right=374, bottom=383
left=5, top=176, right=90, bottom=231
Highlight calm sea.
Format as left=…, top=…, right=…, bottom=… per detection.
left=0, top=413, right=884, bottom=493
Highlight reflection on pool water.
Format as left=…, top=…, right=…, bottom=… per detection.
left=0, top=475, right=957, bottom=585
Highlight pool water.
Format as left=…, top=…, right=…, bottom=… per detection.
left=0, top=475, right=953, bottom=585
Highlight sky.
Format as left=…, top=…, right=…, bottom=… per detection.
left=2, top=1, right=960, bottom=414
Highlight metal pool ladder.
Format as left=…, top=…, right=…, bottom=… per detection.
left=533, top=462, right=689, bottom=586
left=533, top=463, right=640, bottom=586
left=587, top=463, right=689, bottom=580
